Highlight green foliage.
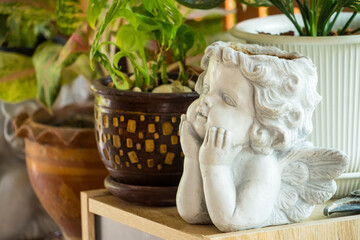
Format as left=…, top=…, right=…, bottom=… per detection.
left=90, top=0, right=206, bottom=92
left=175, top=0, right=224, bottom=9
left=87, top=0, right=108, bottom=29
left=180, top=0, right=360, bottom=36
left=56, top=0, right=85, bottom=35
left=32, top=31, right=91, bottom=110
left=0, top=51, right=37, bottom=102
left=0, top=1, right=102, bottom=112
left=0, top=1, right=56, bottom=47
left=239, top=0, right=360, bottom=36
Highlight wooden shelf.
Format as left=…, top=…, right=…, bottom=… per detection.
left=81, top=189, right=360, bottom=240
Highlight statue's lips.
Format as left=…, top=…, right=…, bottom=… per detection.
left=196, top=112, right=207, bottom=123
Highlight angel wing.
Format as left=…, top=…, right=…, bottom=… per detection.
left=262, top=141, right=349, bottom=227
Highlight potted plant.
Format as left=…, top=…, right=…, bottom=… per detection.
left=89, top=0, right=205, bottom=206
left=0, top=1, right=108, bottom=239
left=184, top=0, right=360, bottom=198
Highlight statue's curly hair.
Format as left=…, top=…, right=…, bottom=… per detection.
left=196, top=41, right=321, bottom=155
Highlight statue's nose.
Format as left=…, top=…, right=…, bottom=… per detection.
left=200, top=95, right=212, bottom=109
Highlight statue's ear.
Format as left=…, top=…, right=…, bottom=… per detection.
left=271, top=131, right=287, bottom=149
left=195, top=71, right=205, bottom=94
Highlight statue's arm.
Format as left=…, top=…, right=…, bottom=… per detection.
left=176, top=117, right=211, bottom=224
left=199, top=127, right=280, bottom=231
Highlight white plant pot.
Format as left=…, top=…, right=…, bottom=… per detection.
left=230, top=13, right=360, bottom=198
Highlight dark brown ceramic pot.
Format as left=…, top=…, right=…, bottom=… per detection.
left=91, top=77, right=199, bottom=206
left=13, top=103, right=108, bottom=240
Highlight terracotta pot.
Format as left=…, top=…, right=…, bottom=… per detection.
left=13, top=103, right=108, bottom=240
left=91, top=77, right=199, bottom=206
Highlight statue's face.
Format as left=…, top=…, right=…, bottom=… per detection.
left=192, top=57, right=255, bottom=146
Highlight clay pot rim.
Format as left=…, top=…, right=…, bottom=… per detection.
left=90, top=76, right=199, bottom=100
left=13, top=102, right=96, bottom=147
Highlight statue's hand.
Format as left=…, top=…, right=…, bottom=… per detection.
left=179, top=114, right=201, bottom=159
left=199, top=127, right=233, bottom=166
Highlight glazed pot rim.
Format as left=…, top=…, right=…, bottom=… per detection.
left=13, top=102, right=97, bottom=147
left=91, top=76, right=199, bottom=100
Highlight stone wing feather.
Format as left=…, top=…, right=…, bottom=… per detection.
left=264, top=142, right=348, bottom=226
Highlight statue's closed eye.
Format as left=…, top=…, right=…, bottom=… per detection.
left=223, top=93, right=237, bottom=107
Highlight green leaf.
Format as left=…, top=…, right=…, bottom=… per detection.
left=87, top=0, right=108, bottom=29
left=32, top=42, right=63, bottom=110
left=0, top=51, right=37, bottom=102
left=237, top=0, right=272, bottom=7
left=0, top=15, right=8, bottom=46
left=143, top=0, right=183, bottom=27
left=344, top=0, right=360, bottom=11
left=116, top=25, right=149, bottom=53
left=56, top=0, right=84, bottom=35
left=171, top=24, right=205, bottom=61
left=58, top=30, right=89, bottom=66
left=0, top=2, right=56, bottom=47
left=176, top=0, right=225, bottom=9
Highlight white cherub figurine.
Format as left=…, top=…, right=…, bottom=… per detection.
left=176, top=41, right=348, bottom=232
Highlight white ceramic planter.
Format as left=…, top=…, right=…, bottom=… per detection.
left=230, top=13, right=360, bottom=198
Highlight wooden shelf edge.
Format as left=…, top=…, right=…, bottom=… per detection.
left=83, top=189, right=360, bottom=240
left=81, top=189, right=111, bottom=240
left=204, top=215, right=360, bottom=240
left=89, top=197, right=202, bottom=240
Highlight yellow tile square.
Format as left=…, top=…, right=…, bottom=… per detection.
left=128, top=151, right=139, bottom=164
left=145, top=139, right=155, bottom=152
left=164, top=152, right=175, bottom=165
left=113, top=117, right=118, bottom=127
left=127, top=119, right=137, bottom=133
left=162, top=122, right=173, bottom=135
left=103, top=115, right=109, bottom=128
left=114, top=155, right=120, bottom=164
left=147, top=159, right=154, bottom=168
left=126, top=138, right=133, bottom=148
left=160, top=144, right=167, bottom=154
left=113, top=135, right=121, bottom=148
left=148, top=123, right=156, bottom=133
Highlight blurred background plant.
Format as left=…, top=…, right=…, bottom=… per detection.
left=0, top=0, right=102, bottom=112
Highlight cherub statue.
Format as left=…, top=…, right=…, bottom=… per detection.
left=176, top=41, right=348, bottom=232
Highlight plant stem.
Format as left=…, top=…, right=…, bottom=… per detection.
left=321, top=3, right=342, bottom=36
left=159, top=53, right=168, bottom=84
left=339, top=12, right=357, bottom=35
left=178, top=60, right=188, bottom=86
left=351, top=27, right=360, bottom=34
left=269, top=0, right=304, bottom=35
left=296, top=0, right=310, bottom=35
